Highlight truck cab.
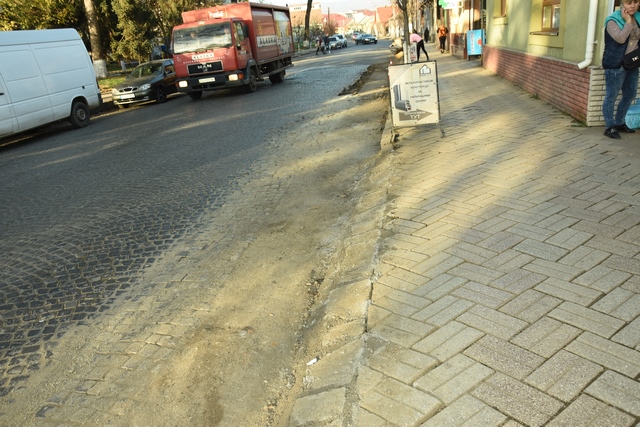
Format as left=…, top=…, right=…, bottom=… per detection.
left=171, top=3, right=293, bottom=99
left=173, top=19, right=253, bottom=98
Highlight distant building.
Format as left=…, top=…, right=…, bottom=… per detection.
left=346, top=9, right=375, bottom=35
left=285, top=3, right=394, bottom=39
left=374, top=6, right=400, bottom=38
left=287, top=3, right=324, bottom=31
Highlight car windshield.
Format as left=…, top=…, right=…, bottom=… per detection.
left=173, top=23, right=233, bottom=54
left=129, top=63, right=163, bottom=78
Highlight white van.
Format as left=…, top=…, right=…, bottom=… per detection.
left=0, top=29, right=102, bottom=139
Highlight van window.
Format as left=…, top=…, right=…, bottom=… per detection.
left=33, top=44, right=88, bottom=74
left=0, top=49, right=47, bottom=103
left=0, top=49, right=40, bottom=81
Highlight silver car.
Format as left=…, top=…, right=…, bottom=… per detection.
left=334, top=34, right=348, bottom=48
left=327, top=36, right=341, bottom=50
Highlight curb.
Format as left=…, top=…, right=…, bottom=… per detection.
left=284, top=62, right=395, bottom=427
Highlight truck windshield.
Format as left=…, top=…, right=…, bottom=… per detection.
left=173, top=23, right=233, bottom=54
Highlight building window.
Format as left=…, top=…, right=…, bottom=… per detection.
left=542, top=0, right=560, bottom=31
left=501, top=0, right=506, bottom=16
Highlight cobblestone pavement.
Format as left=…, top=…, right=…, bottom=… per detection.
left=0, top=56, right=381, bottom=424
left=288, top=55, right=640, bottom=425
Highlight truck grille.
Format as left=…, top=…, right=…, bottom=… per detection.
left=188, top=61, right=223, bottom=75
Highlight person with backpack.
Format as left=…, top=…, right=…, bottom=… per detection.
left=437, top=24, right=448, bottom=53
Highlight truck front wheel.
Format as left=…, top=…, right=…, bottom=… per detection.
left=69, top=101, right=90, bottom=128
left=245, top=69, right=258, bottom=93
left=188, top=91, right=203, bottom=100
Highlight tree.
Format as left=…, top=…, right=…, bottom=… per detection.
left=291, top=16, right=306, bottom=49
left=393, top=0, right=432, bottom=62
left=84, top=0, right=108, bottom=78
left=304, top=0, right=312, bottom=43
left=0, top=0, right=83, bottom=31
left=393, top=0, right=410, bottom=63
left=152, top=0, right=220, bottom=50
left=111, top=0, right=156, bottom=62
left=0, top=0, right=226, bottom=68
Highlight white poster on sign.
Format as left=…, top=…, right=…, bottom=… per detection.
left=388, top=61, right=440, bottom=128
left=410, top=42, right=417, bottom=63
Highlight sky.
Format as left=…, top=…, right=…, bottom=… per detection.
left=264, top=0, right=391, bottom=14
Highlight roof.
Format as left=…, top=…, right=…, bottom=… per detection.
left=375, top=6, right=396, bottom=24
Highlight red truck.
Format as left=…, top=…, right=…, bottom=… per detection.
left=171, top=2, right=294, bottom=99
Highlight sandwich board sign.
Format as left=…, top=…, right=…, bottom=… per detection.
left=388, top=61, right=441, bottom=129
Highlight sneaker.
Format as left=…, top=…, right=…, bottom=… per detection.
left=604, top=127, right=621, bottom=139
left=615, top=123, right=635, bottom=133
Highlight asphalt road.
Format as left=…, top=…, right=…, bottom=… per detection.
left=0, top=41, right=390, bottom=402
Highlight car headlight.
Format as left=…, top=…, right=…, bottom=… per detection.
left=140, top=83, right=151, bottom=91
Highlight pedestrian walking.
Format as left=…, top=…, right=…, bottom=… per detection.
left=316, top=34, right=323, bottom=55
left=323, top=34, right=331, bottom=54
left=410, top=30, right=429, bottom=62
left=423, top=27, right=430, bottom=44
left=437, top=24, right=448, bottom=53
left=602, top=0, right=640, bottom=139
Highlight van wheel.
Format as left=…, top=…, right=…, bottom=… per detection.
left=245, top=69, right=258, bottom=93
left=188, top=91, right=202, bottom=100
left=155, top=86, right=166, bottom=103
left=70, top=101, right=90, bottom=128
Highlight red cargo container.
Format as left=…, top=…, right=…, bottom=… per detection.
left=172, top=2, right=294, bottom=99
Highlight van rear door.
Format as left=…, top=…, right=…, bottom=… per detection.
left=0, top=73, right=16, bottom=137
left=32, top=40, right=101, bottom=118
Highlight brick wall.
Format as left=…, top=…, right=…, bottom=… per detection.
left=483, top=45, right=606, bottom=126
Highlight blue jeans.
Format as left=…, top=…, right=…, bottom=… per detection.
left=603, top=67, right=639, bottom=129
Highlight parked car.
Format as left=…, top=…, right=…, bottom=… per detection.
left=334, top=34, right=347, bottom=48
left=355, top=34, right=377, bottom=45
left=327, top=36, right=341, bottom=50
left=112, top=59, right=177, bottom=108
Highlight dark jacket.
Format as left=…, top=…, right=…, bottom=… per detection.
left=603, top=30, right=629, bottom=69
left=602, top=11, right=640, bottom=69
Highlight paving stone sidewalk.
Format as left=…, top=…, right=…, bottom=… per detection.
left=293, top=55, right=640, bottom=426
left=364, top=54, right=640, bottom=426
